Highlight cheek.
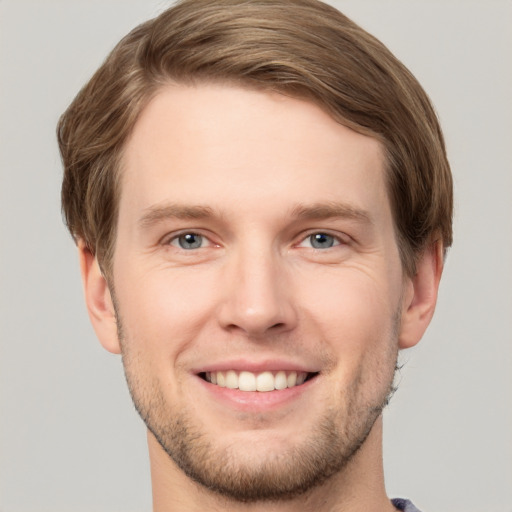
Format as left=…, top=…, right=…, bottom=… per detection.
left=303, top=266, right=399, bottom=325
left=113, top=266, right=220, bottom=354
left=298, top=266, right=401, bottom=363
left=303, top=271, right=400, bottom=406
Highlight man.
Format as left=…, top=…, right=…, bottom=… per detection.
left=58, top=0, right=452, bottom=510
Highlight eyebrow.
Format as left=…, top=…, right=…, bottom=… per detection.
left=138, top=204, right=215, bottom=229
left=290, top=202, right=373, bottom=225
left=137, top=200, right=373, bottom=230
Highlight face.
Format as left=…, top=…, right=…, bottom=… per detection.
left=105, top=84, right=410, bottom=501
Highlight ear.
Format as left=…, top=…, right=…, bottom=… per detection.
left=78, top=240, right=121, bottom=354
left=399, top=241, right=444, bottom=349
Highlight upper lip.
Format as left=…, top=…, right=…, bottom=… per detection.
left=191, top=358, right=320, bottom=375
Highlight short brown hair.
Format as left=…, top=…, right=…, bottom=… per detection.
left=58, top=0, right=453, bottom=278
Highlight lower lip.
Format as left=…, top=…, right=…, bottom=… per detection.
left=195, top=375, right=317, bottom=412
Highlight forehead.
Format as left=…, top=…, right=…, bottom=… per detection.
left=119, top=83, right=389, bottom=224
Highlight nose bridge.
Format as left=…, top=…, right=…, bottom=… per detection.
left=218, top=237, right=296, bottom=336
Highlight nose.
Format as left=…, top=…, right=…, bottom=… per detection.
left=217, top=245, right=298, bottom=338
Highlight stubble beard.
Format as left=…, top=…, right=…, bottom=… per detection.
left=114, top=306, right=399, bottom=503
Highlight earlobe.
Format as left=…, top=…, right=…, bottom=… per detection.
left=78, top=240, right=121, bottom=354
left=398, top=241, right=444, bottom=349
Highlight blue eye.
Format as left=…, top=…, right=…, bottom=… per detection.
left=308, top=233, right=337, bottom=249
left=173, top=233, right=204, bottom=250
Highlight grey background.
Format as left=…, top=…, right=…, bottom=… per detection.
left=1, top=1, right=511, bottom=511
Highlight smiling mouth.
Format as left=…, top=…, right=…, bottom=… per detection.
left=199, top=370, right=318, bottom=392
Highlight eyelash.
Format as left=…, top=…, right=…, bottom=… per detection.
left=166, top=232, right=213, bottom=250
left=297, top=232, right=344, bottom=250
left=164, top=230, right=348, bottom=251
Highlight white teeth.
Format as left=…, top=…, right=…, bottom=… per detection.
left=217, top=371, right=226, bottom=387
left=204, top=370, right=311, bottom=391
left=287, top=372, right=297, bottom=387
left=274, top=371, right=288, bottom=390
left=256, top=371, right=275, bottom=392
left=225, top=370, right=238, bottom=389
left=239, top=371, right=256, bottom=391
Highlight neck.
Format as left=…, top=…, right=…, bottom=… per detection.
left=148, top=416, right=396, bottom=512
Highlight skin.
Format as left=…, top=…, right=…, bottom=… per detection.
left=80, top=83, right=443, bottom=512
